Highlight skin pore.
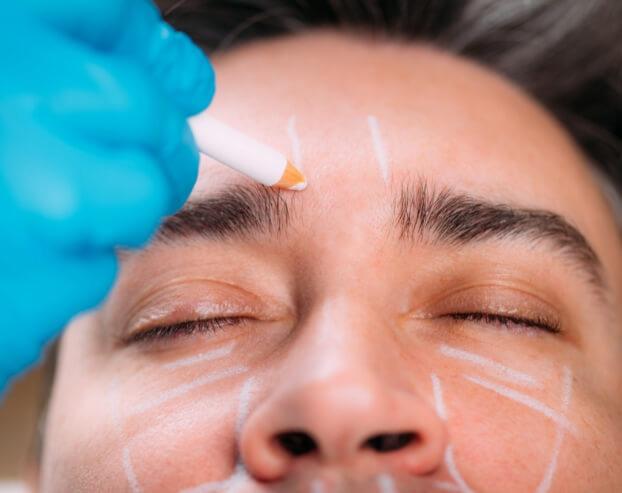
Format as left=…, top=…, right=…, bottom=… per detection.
left=40, top=31, right=622, bottom=492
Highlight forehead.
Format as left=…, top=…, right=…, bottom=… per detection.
left=190, top=31, right=615, bottom=266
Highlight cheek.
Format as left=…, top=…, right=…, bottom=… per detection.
left=42, top=382, right=131, bottom=492
left=44, top=374, right=244, bottom=493
left=114, top=379, right=243, bottom=492
left=124, top=395, right=238, bottom=491
left=446, top=386, right=558, bottom=490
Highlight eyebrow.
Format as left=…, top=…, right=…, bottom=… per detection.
left=393, top=179, right=605, bottom=293
left=154, top=179, right=607, bottom=296
left=155, top=184, right=293, bottom=242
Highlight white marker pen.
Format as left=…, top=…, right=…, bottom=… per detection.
left=188, top=111, right=307, bottom=190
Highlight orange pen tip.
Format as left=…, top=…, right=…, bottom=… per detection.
left=274, top=160, right=307, bottom=191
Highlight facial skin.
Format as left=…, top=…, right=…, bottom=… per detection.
left=40, top=31, right=622, bottom=493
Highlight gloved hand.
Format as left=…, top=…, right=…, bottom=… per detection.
left=0, top=0, right=215, bottom=396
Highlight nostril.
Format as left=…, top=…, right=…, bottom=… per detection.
left=276, top=431, right=318, bottom=456
left=363, top=432, right=417, bottom=453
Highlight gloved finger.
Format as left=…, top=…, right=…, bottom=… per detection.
left=14, top=0, right=215, bottom=116
left=114, top=2, right=216, bottom=116
left=41, top=89, right=199, bottom=214
left=42, top=54, right=190, bottom=161
left=1, top=17, right=189, bottom=161
left=14, top=0, right=137, bottom=50
left=1, top=33, right=198, bottom=212
left=0, top=251, right=117, bottom=381
left=1, top=119, right=171, bottom=252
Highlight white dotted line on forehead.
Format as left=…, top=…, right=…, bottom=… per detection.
left=287, top=115, right=303, bottom=172
left=367, top=116, right=391, bottom=185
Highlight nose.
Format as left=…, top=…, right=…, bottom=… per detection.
left=239, top=376, right=447, bottom=482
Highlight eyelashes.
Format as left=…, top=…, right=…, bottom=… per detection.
left=126, top=317, right=247, bottom=345
left=448, top=312, right=561, bottom=334
left=125, top=310, right=560, bottom=345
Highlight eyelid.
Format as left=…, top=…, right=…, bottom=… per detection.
left=128, top=301, right=258, bottom=334
left=408, top=285, right=562, bottom=327
left=121, top=279, right=291, bottom=341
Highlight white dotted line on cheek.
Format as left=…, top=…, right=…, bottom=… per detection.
left=534, top=366, right=573, bottom=493
left=123, top=446, right=144, bottom=493
left=431, top=353, right=576, bottom=493
left=108, top=379, right=145, bottom=493
left=431, top=373, right=448, bottom=421
left=176, top=377, right=256, bottom=493
left=445, top=445, right=477, bottom=493
left=463, top=374, right=577, bottom=436
left=128, top=365, right=249, bottom=416
left=236, top=376, right=257, bottom=440
left=439, top=344, right=541, bottom=389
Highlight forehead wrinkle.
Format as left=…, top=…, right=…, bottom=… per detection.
left=392, top=176, right=609, bottom=300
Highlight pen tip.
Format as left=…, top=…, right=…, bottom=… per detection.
left=275, top=160, right=307, bottom=191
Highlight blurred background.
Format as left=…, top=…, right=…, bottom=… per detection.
left=0, top=368, right=42, bottom=492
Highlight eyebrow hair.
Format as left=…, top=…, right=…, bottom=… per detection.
left=393, top=178, right=606, bottom=292
left=155, top=184, right=294, bottom=243
left=153, top=178, right=606, bottom=297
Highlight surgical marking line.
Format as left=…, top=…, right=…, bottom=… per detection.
left=123, top=446, right=143, bottom=493
left=109, top=379, right=144, bottom=493
left=445, top=445, right=477, bottom=493
left=431, top=373, right=448, bottom=421
left=310, top=478, right=326, bottom=493
left=433, top=480, right=461, bottom=491
left=179, top=378, right=256, bottom=493
left=464, top=375, right=577, bottom=436
left=236, top=377, right=256, bottom=439
left=376, top=473, right=397, bottom=493
left=440, top=344, right=540, bottom=388
left=163, top=343, right=236, bottom=370
left=130, top=366, right=248, bottom=415
left=287, top=115, right=303, bottom=170
left=367, top=115, right=390, bottom=184
left=534, top=366, right=573, bottom=493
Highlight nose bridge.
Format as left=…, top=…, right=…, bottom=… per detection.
left=239, top=297, right=447, bottom=482
left=287, top=296, right=383, bottom=387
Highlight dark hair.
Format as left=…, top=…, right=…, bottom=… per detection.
left=160, top=0, right=622, bottom=205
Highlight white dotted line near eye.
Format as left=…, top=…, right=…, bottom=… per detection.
left=129, top=365, right=248, bottom=416
left=439, top=344, right=541, bottom=389
left=162, top=342, right=236, bottom=370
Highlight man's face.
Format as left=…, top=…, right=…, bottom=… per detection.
left=41, top=32, right=622, bottom=492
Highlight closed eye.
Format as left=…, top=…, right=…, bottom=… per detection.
left=126, top=317, right=248, bottom=344
left=449, top=312, right=561, bottom=334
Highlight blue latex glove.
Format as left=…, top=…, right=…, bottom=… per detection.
left=0, top=0, right=215, bottom=396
